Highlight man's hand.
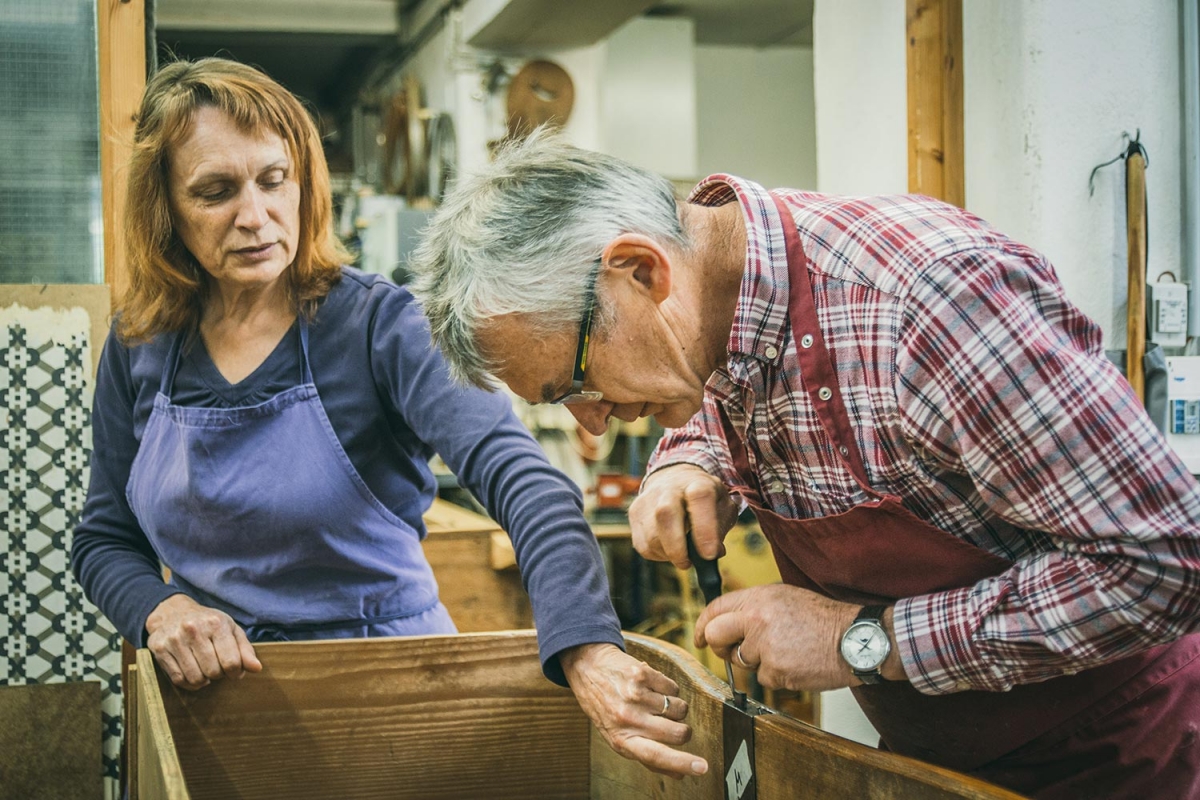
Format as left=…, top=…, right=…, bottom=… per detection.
left=695, top=585, right=904, bottom=691
left=629, top=464, right=738, bottom=568
left=558, top=643, right=708, bottom=779
left=145, top=593, right=263, bottom=690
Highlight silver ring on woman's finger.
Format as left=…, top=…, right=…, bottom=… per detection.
left=660, top=694, right=671, bottom=716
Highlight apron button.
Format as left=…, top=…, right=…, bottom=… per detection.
left=764, top=344, right=778, bottom=359
left=800, top=333, right=814, bottom=348
left=839, top=445, right=850, bottom=457
left=818, top=386, right=833, bottom=401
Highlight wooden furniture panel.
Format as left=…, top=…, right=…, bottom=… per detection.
left=0, top=681, right=102, bottom=800
left=135, top=633, right=589, bottom=800
left=133, top=632, right=1024, bottom=799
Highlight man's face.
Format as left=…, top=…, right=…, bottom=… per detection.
left=480, top=309, right=707, bottom=435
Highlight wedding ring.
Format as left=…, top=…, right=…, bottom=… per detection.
left=735, top=643, right=750, bottom=669
left=660, top=694, right=671, bottom=716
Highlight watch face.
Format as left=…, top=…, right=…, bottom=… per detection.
left=841, top=620, right=889, bottom=671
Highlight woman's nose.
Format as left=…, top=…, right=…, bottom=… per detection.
left=235, top=186, right=270, bottom=229
left=568, top=401, right=612, bottom=436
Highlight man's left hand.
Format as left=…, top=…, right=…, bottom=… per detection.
left=695, top=584, right=903, bottom=691
left=558, top=643, right=709, bottom=779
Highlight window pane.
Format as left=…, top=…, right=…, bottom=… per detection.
left=0, top=1, right=103, bottom=284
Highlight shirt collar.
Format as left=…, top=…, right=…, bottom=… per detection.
left=687, top=174, right=790, bottom=367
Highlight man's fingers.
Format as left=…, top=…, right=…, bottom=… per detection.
left=649, top=495, right=690, bottom=567
left=680, top=478, right=725, bottom=561
left=693, top=591, right=747, bottom=651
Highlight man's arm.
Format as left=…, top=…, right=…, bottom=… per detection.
left=892, top=247, right=1200, bottom=695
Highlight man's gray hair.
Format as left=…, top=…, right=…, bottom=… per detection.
left=408, top=128, right=687, bottom=388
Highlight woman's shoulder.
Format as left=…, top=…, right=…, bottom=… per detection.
left=323, top=266, right=417, bottom=313
left=317, top=266, right=429, bottom=337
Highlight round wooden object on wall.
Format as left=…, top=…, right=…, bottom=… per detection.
left=506, top=60, right=575, bottom=140
left=382, top=75, right=428, bottom=199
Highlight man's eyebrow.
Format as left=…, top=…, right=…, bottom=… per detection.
left=538, top=383, right=558, bottom=404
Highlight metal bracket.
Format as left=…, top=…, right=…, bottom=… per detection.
left=722, top=696, right=772, bottom=800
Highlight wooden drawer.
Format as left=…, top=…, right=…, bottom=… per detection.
left=128, top=632, right=1023, bottom=799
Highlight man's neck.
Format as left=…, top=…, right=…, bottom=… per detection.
left=680, top=201, right=747, bottom=378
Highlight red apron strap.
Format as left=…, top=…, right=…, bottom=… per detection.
left=768, top=192, right=873, bottom=490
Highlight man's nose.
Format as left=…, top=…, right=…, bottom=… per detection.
left=568, top=402, right=612, bottom=436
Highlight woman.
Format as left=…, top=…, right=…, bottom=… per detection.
left=71, top=58, right=707, bottom=780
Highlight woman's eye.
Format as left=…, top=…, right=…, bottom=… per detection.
left=199, top=189, right=229, bottom=201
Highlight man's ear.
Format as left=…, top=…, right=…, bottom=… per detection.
left=601, top=234, right=672, bottom=304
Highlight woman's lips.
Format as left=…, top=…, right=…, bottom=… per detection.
left=233, top=242, right=276, bottom=260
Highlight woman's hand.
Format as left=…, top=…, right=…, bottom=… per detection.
left=145, top=593, right=262, bottom=690
left=558, top=643, right=708, bottom=779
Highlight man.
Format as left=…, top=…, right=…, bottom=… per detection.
left=410, top=130, right=1200, bottom=799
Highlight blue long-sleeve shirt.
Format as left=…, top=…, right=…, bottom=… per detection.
left=70, top=267, right=622, bottom=684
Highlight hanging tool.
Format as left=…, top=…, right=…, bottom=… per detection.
left=1125, top=136, right=1149, bottom=403
left=1088, top=130, right=1151, bottom=404
left=687, top=531, right=768, bottom=800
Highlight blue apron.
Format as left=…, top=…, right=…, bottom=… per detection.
left=125, top=320, right=455, bottom=642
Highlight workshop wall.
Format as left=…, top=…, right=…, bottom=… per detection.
left=389, top=12, right=816, bottom=191
left=816, top=0, right=1184, bottom=353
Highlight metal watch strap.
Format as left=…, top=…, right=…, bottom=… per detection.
left=851, top=605, right=889, bottom=685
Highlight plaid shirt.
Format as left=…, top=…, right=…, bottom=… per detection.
left=649, top=175, right=1200, bottom=696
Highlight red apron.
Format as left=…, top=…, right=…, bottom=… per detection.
left=715, top=193, right=1200, bottom=798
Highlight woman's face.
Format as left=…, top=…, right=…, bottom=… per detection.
left=168, top=106, right=301, bottom=293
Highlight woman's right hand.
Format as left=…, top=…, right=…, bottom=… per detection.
left=145, top=593, right=262, bottom=690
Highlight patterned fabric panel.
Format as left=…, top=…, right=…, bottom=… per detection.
left=2, top=302, right=122, bottom=799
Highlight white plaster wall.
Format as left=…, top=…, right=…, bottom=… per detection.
left=598, top=16, right=698, bottom=180
left=964, top=0, right=1183, bottom=347
left=812, top=0, right=908, bottom=196
left=695, top=45, right=817, bottom=190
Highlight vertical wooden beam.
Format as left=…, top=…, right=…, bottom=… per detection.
left=97, top=0, right=146, bottom=303
left=1126, top=149, right=1148, bottom=402
left=906, top=0, right=964, bottom=207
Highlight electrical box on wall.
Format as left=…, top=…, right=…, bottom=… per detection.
left=1167, top=356, right=1200, bottom=475
left=1149, top=282, right=1189, bottom=348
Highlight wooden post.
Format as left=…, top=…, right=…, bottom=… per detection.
left=1126, top=149, right=1148, bottom=402
left=97, top=0, right=147, bottom=304
left=906, top=0, right=964, bottom=208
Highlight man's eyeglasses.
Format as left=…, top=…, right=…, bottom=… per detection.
left=551, top=259, right=604, bottom=405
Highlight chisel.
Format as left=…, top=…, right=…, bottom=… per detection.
left=686, top=531, right=746, bottom=709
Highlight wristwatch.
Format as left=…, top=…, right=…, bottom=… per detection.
left=840, top=605, right=891, bottom=685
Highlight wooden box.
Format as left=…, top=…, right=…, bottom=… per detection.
left=128, top=631, right=1022, bottom=799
